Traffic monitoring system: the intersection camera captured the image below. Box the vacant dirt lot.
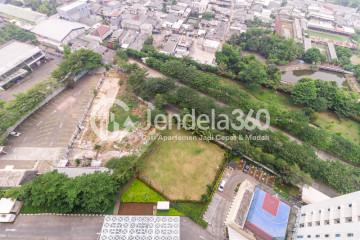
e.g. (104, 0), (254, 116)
(139, 129), (224, 201)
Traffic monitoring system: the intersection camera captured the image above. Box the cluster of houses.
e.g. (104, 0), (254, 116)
(275, 0), (360, 61)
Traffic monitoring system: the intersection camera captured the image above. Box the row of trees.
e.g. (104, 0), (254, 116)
(140, 53), (360, 165)
(124, 63), (360, 193)
(6, 172), (117, 213)
(0, 79), (60, 138)
(0, 23), (37, 45)
(291, 78), (359, 117)
(229, 28), (304, 65)
(4, 155), (140, 213)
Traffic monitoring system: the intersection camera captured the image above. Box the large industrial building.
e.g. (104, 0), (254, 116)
(0, 41), (46, 90)
(293, 191), (360, 239)
(57, 0), (90, 22)
(31, 19), (87, 50)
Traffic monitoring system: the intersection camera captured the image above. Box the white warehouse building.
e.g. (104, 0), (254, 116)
(57, 0), (90, 22)
(31, 19), (87, 50)
(0, 41), (46, 90)
(293, 191), (360, 239)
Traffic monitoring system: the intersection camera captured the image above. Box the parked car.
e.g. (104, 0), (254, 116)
(218, 180), (226, 192)
(9, 131), (21, 137)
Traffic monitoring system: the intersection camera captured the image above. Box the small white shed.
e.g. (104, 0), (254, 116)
(157, 201), (170, 210)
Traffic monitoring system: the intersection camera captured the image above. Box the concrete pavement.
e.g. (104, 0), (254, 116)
(0, 215), (104, 240)
(203, 168), (258, 239)
(180, 217), (216, 240)
(0, 215), (216, 240)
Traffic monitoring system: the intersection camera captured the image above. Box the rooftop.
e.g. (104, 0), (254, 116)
(31, 18), (87, 42)
(57, 0), (87, 12)
(0, 169), (26, 187)
(99, 215), (180, 240)
(0, 4), (46, 24)
(55, 167), (110, 178)
(0, 41), (42, 76)
(245, 187), (290, 240)
(0, 198), (15, 214)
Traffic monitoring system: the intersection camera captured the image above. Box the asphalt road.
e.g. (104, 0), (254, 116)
(0, 215), (214, 240)
(0, 74), (100, 172)
(180, 217), (216, 240)
(204, 168), (258, 239)
(0, 215), (104, 240)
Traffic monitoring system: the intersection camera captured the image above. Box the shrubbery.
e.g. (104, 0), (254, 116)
(0, 79), (60, 136)
(291, 78), (359, 118)
(0, 23), (37, 45)
(228, 28), (304, 64)
(52, 49), (102, 82)
(6, 172), (117, 213)
(123, 58), (360, 193)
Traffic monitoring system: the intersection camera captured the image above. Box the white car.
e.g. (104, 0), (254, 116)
(9, 131), (21, 137)
(218, 180), (226, 192)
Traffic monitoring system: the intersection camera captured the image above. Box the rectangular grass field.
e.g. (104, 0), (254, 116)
(139, 129), (224, 201)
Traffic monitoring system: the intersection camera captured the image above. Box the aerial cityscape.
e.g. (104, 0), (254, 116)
(0, 0), (359, 239)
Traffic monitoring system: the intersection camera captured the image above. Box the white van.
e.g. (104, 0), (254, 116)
(218, 180), (226, 192)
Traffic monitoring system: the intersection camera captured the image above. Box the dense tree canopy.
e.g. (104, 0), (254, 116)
(215, 44), (281, 88)
(237, 56), (269, 87)
(106, 155), (139, 184)
(291, 78), (318, 105)
(230, 28), (304, 64)
(303, 48), (326, 64)
(335, 46), (352, 67)
(52, 49), (102, 82)
(291, 78), (359, 117)
(6, 172), (117, 213)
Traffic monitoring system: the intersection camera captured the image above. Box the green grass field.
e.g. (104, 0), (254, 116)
(121, 179), (165, 202)
(220, 77), (360, 144)
(306, 30), (350, 43)
(314, 112), (360, 144)
(120, 179), (206, 226)
(139, 129), (224, 201)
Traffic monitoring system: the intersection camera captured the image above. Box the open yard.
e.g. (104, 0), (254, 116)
(351, 55), (360, 65)
(220, 77), (360, 144)
(314, 112), (360, 144)
(139, 129), (224, 201)
(306, 30), (351, 43)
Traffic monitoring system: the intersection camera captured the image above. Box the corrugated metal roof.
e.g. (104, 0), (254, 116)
(32, 19), (87, 42)
(0, 41), (42, 76)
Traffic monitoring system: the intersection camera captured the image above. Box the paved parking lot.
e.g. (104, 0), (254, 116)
(0, 215), (104, 240)
(0, 74), (101, 170)
(0, 56), (62, 101)
(203, 168), (258, 239)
